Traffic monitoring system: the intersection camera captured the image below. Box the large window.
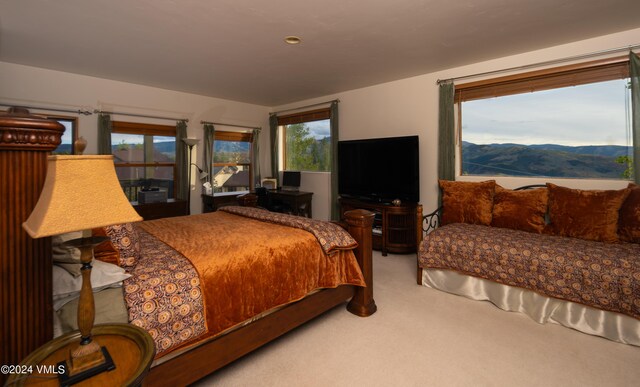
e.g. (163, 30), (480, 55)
(279, 108), (331, 172)
(457, 57), (633, 180)
(213, 131), (253, 193)
(111, 121), (176, 201)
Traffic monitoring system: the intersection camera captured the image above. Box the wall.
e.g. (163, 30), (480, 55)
(3, 26), (638, 219)
(273, 27), (640, 216)
(0, 62), (271, 214)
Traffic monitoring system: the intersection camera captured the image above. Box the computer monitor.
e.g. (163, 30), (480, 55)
(282, 171), (301, 190)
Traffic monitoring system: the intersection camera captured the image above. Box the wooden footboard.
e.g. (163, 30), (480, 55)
(144, 209), (375, 386)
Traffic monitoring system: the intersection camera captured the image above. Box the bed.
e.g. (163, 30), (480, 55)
(49, 204), (376, 385)
(416, 182), (640, 346)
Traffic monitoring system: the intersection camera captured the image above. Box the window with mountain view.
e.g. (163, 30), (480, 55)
(48, 115), (77, 155)
(279, 108), (331, 172)
(458, 58), (633, 180)
(110, 121), (176, 201)
(213, 131), (252, 193)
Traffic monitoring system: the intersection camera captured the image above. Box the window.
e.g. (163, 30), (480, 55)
(213, 131), (253, 193)
(279, 108), (331, 172)
(110, 121), (176, 201)
(457, 57), (633, 180)
(46, 114), (77, 155)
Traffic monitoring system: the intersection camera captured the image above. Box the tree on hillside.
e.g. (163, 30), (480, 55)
(285, 123), (330, 171)
(615, 155), (634, 179)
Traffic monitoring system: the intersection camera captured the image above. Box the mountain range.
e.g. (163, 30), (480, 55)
(462, 142), (631, 178)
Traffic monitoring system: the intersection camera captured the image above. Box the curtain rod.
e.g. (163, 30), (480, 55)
(271, 98), (339, 116)
(94, 109), (188, 122)
(0, 102), (93, 115)
(437, 43), (640, 85)
(200, 121), (261, 131)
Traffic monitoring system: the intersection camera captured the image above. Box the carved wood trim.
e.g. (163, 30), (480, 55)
(0, 107), (64, 384)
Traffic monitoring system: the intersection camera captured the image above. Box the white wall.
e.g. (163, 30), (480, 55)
(0, 62), (271, 214)
(4, 26), (638, 219)
(273, 27), (640, 216)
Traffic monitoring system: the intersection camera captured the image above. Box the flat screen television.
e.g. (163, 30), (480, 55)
(338, 135), (419, 203)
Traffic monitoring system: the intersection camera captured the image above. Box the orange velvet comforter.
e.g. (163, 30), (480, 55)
(137, 211), (365, 344)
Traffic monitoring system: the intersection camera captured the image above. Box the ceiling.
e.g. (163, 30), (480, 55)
(1, 0), (640, 107)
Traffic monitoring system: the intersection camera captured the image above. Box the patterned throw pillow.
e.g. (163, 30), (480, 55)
(491, 185), (548, 233)
(618, 183), (640, 243)
(439, 180), (496, 226)
(93, 223), (141, 268)
(547, 183), (630, 243)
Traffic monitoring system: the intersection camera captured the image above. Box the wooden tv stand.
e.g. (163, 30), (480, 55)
(339, 197), (420, 256)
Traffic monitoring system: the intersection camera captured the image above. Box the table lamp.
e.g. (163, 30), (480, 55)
(22, 155), (142, 384)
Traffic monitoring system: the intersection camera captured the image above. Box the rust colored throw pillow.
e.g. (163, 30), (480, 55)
(491, 185), (548, 233)
(546, 183), (630, 243)
(92, 223), (141, 268)
(618, 183), (640, 243)
(439, 180), (496, 226)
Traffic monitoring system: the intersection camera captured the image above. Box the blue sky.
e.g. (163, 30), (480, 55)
(462, 79), (631, 147)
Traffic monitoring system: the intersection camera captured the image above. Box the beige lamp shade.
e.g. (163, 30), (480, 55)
(23, 155), (143, 238)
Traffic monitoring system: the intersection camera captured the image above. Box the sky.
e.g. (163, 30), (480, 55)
(305, 119), (330, 139)
(462, 79), (632, 147)
(59, 121), (73, 144)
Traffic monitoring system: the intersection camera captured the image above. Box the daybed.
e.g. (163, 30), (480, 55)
(49, 204), (376, 386)
(417, 180), (640, 345)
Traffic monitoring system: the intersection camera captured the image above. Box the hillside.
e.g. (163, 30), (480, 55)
(461, 142), (630, 178)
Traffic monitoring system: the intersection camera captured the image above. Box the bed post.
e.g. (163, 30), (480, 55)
(344, 209), (376, 317)
(416, 204), (424, 286)
(0, 108), (64, 383)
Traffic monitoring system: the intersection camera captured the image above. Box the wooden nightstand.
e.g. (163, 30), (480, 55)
(7, 324), (155, 387)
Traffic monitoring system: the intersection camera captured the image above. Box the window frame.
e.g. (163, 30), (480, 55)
(38, 113), (78, 155)
(455, 56), (632, 180)
(278, 107), (331, 172)
(111, 121), (177, 200)
(213, 130), (254, 193)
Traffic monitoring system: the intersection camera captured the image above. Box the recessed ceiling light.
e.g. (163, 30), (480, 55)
(284, 36), (302, 45)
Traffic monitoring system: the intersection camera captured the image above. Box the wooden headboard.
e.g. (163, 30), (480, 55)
(0, 108), (64, 383)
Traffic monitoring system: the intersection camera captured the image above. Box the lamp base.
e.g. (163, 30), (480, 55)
(57, 346), (115, 386)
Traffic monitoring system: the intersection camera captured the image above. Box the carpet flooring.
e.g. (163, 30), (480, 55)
(195, 251), (640, 387)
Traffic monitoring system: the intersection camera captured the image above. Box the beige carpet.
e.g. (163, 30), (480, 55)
(194, 251), (640, 387)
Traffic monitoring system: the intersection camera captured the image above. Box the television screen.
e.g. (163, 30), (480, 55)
(338, 135), (419, 203)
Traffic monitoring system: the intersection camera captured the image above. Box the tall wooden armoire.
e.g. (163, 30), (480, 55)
(0, 108), (64, 384)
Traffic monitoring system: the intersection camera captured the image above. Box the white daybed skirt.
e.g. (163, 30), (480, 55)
(422, 268), (640, 346)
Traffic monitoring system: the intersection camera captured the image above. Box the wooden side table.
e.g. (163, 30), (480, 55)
(7, 324), (155, 387)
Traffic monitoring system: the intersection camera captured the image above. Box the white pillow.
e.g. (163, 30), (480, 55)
(52, 231), (84, 263)
(52, 260), (131, 310)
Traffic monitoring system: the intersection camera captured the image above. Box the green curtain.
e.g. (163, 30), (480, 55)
(175, 121), (188, 201)
(269, 113), (279, 185)
(97, 114), (112, 155)
(252, 128), (261, 189)
(438, 82), (455, 182)
(203, 124), (215, 187)
(330, 101), (340, 221)
(631, 51), (640, 184)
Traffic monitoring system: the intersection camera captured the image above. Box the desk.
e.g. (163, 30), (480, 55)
(132, 199), (188, 220)
(201, 192), (246, 213)
(268, 190), (313, 218)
